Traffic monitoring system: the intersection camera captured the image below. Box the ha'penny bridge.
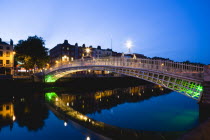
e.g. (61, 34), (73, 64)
(38, 57), (210, 104)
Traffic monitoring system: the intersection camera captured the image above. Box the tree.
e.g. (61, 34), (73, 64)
(15, 36), (49, 72)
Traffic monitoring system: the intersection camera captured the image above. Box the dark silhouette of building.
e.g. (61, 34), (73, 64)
(50, 40), (79, 65)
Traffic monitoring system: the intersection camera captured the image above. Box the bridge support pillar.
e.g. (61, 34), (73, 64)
(200, 65), (210, 103)
(198, 65), (210, 122)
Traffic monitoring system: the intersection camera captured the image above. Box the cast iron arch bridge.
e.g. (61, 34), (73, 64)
(43, 57), (205, 101)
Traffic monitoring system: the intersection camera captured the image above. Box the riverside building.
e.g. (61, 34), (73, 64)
(0, 38), (14, 75)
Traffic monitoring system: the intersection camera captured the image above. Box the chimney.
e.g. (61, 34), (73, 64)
(64, 40), (68, 44)
(10, 39), (13, 46)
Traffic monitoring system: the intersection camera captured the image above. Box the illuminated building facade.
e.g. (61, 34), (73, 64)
(50, 40), (79, 65)
(0, 38), (14, 75)
(49, 41), (113, 66)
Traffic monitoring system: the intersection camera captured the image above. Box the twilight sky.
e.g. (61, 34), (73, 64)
(0, 0), (209, 64)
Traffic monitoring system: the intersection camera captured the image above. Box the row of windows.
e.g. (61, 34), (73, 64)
(0, 46), (11, 50)
(0, 60), (10, 65)
(0, 51), (10, 57)
(0, 105), (10, 111)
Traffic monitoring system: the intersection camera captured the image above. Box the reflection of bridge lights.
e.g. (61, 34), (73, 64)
(71, 102), (74, 106)
(117, 95), (119, 98)
(64, 122), (67, 126)
(67, 102), (69, 106)
(86, 136), (90, 140)
(84, 116), (88, 121)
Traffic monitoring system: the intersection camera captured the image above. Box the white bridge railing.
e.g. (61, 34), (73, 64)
(45, 57), (204, 79)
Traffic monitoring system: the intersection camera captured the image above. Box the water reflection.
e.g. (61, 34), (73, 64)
(0, 84), (203, 140)
(0, 92), (49, 132)
(14, 94), (49, 131)
(45, 85), (183, 139)
(0, 101), (15, 131)
(46, 84), (171, 115)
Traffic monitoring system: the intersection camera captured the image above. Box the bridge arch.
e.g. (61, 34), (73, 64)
(44, 65), (203, 100)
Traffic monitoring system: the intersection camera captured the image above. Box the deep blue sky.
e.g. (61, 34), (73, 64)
(0, 0), (209, 64)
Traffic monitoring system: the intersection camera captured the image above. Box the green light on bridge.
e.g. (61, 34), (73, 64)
(45, 75), (57, 83)
(45, 92), (58, 101)
(196, 85), (203, 92)
(183, 85), (203, 99)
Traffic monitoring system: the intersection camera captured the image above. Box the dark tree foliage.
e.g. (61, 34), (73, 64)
(151, 56), (205, 66)
(151, 56), (172, 61)
(182, 60), (205, 66)
(15, 36), (49, 70)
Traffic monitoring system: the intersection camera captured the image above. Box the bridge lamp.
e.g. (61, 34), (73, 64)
(125, 40), (133, 54)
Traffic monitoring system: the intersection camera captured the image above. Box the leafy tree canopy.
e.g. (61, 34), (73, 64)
(15, 35), (49, 70)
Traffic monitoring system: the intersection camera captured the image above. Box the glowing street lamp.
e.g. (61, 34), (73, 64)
(85, 47), (91, 56)
(13, 116), (16, 121)
(125, 40), (133, 54)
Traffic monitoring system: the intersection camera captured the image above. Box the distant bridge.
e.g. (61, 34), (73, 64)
(41, 57), (210, 102)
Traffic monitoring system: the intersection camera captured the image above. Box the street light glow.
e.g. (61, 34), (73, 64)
(125, 40), (133, 49)
(86, 47), (91, 54)
(125, 40), (133, 53)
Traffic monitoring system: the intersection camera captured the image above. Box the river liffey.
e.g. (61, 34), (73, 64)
(0, 81), (200, 140)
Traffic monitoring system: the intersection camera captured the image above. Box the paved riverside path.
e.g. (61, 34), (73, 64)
(179, 118), (210, 140)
